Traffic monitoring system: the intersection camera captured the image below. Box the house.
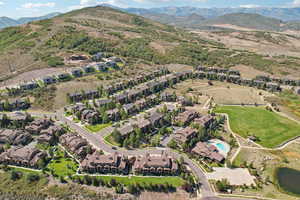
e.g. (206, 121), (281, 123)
(20, 82), (38, 90)
(85, 90), (99, 99)
(0, 129), (32, 146)
(130, 117), (152, 133)
(96, 62), (108, 72)
(196, 65), (206, 71)
(174, 127), (198, 144)
(160, 92), (175, 102)
(7, 112), (29, 123)
(106, 108), (121, 121)
(194, 71), (206, 79)
(123, 103), (136, 115)
(134, 99), (147, 110)
(42, 76), (57, 85)
(60, 133), (91, 160)
(71, 103), (87, 114)
(25, 118), (52, 134)
(95, 99), (113, 108)
(228, 69), (240, 76)
(38, 125), (65, 145)
(71, 68), (83, 77)
(178, 96), (193, 106)
(295, 87), (300, 95)
(81, 152), (128, 174)
(81, 110), (99, 124)
(105, 61), (118, 69)
(148, 111), (164, 127)
(69, 93), (84, 102)
(113, 93), (128, 104)
(175, 110), (199, 126)
(83, 65), (95, 73)
(133, 152), (178, 175)
(128, 90), (141, 101)
(193, 115), (215, 129)
(266, 82), (281, 92)
(0, 146), (47, 168)
(216, 73), (227, 81)
(92, 52), (104, 62)
(191, 142), (224, 163)
(57, 73), (71, 81)
(9, 99), (30, 110)
(227, 75), (241, 84)
(117, 124), (135, 137)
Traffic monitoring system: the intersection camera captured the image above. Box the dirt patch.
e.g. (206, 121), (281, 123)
(231, 65), (271, 79)
(138, 190), (190, 200)
(284, 151), (300, 159)
(165, 64), (193, 72)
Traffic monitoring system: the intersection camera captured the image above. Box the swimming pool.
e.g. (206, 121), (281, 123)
(208, 139), (231, 157)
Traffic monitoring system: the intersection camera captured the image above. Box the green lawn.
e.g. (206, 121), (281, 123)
(104, 133), (121, 147)
(214, 106), (300, 148)
(85, 123), (112, 133)
(77, 175), (185, 187)
(47, 149), (79, 177)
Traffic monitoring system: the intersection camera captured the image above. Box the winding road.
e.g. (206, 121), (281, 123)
(26, 110), (258, 200)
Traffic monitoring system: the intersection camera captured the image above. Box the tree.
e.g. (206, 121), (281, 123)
(10, 170), (22, 181)
(26, 173), (40, 182)
(111, 129), (122, 144)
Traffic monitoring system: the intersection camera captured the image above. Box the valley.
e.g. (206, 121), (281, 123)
(0, 4), (300, 200)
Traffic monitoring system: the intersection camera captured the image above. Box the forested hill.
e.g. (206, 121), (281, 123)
(0, 6), (299, 78)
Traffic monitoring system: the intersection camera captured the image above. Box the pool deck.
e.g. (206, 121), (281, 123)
(208, 139), (231, 157)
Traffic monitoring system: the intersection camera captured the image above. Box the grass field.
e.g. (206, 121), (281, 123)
(278, 90), (300, 118)
(214, 106), (300, 148)
(46, 148), (79, 177)
(77, 175), (185, 187)
(85, 123), (112, 133)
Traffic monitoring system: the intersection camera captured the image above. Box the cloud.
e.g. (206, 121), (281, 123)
(292, 0), (300, 7)
(0, 1), (4, 5)
(22, 2), (56, 9)
(239, 4), (260, 8)
(133, 0), (207, 3)
(68, 0), (128, 11)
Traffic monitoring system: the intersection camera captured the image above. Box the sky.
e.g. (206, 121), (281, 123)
(1, 0), (300, 18)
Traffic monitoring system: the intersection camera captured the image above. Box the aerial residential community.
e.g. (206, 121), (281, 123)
(0, 1), (300, 200)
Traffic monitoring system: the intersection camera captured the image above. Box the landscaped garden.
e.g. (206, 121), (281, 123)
(46, 148), (79, 177)
(85, 123), (112, 132)
(76, 175), (186, 187)
(214, 106), (300, 148)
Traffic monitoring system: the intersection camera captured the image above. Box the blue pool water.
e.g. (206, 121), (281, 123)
(215, 143), (228, 153)
(208, 139), (230, 156)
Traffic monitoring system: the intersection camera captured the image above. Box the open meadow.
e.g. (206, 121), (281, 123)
(214, 106), (300, 148)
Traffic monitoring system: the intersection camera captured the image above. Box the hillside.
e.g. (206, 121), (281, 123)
(1, 6), (300, 81)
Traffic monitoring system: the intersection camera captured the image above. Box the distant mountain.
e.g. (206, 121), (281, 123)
(143, 13), (205, 28)
(0, 17), (19, 29)
(125, 7), (300, 22)
(0, 12), (61, 29)
(200, 13), (284, 31)
(18, 12), (61, 24)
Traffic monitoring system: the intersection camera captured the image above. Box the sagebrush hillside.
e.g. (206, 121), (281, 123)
(1, 6), (300, 80)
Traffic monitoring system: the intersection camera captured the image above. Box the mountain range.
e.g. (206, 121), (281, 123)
(125, 7), (300, 21)
(0, 12), (61, 29)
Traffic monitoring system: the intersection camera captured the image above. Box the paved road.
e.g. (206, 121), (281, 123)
(27, 110), (256, 200)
